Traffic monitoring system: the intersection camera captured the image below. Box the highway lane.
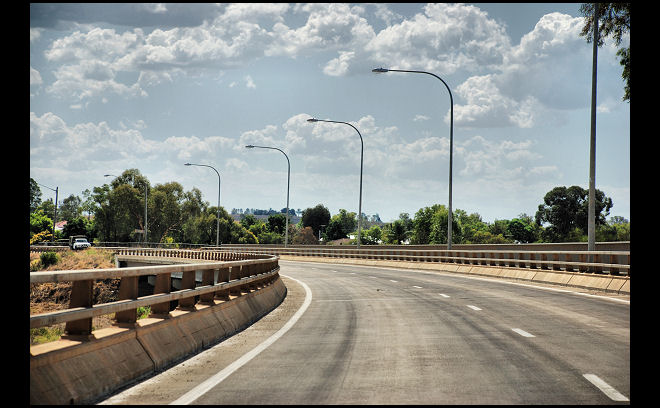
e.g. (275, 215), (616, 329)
(100, 260), (629, 405)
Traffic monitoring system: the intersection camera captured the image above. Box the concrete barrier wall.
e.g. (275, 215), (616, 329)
(30, 277), (287, 405)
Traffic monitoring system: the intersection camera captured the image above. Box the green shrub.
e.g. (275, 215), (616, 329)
(40, 251), (59, 268)
(137, 306), (151, 319)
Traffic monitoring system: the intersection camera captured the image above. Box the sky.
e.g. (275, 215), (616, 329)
(30, 3), (630, 224)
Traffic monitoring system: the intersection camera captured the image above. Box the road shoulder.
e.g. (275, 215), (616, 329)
(98, 275), (306, 405)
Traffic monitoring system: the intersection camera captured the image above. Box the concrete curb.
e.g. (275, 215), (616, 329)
(29, 277), (287, 405)
(279, 255), (629, 295)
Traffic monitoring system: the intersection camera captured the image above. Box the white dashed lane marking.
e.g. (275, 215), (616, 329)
(583, 374), (629, 401)
(512, 328), (535, 338)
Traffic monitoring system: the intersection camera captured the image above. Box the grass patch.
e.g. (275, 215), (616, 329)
(30, 326), (64, 345)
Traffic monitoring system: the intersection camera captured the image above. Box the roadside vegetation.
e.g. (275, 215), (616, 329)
(30, 171), (629, 249)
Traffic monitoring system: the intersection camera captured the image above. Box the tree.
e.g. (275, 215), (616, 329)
(30, 209), (52, 238)
(62, 216), (95, 239)
(80, 188), (97, 217)
(596, 216), (630, 242)
(361, 225), (382, 245)
(325, 209), (357, 241)
(58, 194), (82, 222)
(182, 208), (216, 244)
(489, 219), (510, 238)
(267, 213), (287, 235)
(535, 185), (613, 242)
(301, 204), (331, 238)
(30, 178), (42, 213)
(507, 215), (538, 243)
(382, 219), (409, 244)
(398, 213), (413, 232)
(470, 230), (510, 244)
(37, 199), (56, 222)
(112, 183), (146, 241)
(580, 3), (630, 101)
(410, 205), (439, 244)
(293, 226), (318, 245)
(240, 214), (258, 229)
(149, 182), (185, 243)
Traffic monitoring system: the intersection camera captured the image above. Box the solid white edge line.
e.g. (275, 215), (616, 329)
(583, 374), (629, 401)
(169, 274), (313, 405)
(467, 305), (482, 311)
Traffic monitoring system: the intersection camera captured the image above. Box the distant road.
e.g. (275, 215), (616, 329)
(101, 260), (629, 405)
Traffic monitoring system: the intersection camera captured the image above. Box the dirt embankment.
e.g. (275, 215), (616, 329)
(30, 249), (121, 337)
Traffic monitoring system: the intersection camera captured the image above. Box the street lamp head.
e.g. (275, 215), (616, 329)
(372, 67), (389, 73)
(307, 118), (318, 123)
(184, 163), (192, 166)
(103, 174), (113, 177)
(245, 145), (255, 149)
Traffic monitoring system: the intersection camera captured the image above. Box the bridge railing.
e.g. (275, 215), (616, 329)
(30, 244), (630, 276)
(210, 247), (630, 276)
(30, 250), (280, 335)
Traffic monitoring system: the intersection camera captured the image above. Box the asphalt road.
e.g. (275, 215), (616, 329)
(100, 260), (630, 405)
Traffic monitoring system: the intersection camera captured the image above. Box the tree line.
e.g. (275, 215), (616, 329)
(30, 169), (629, 246)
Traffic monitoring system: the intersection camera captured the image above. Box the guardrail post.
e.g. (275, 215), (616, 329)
(177, 269), (197, 310)
(552, 253), (561, 271)
(200, 268), (216, 304)
(540, 253), (548, 270)
(496, 252), (504, 267)
(578, 253), (588, 272)
(216, 267), (230, 300)
(529, 252), (537, 269)
(150, 273), (171, 316)
(65, 279), (93, 335)
(115, 276), (138, 323)
(609, 254), (620, 276)
(592, 253), (603, 274)
(243, 264), (255, 293)
(229, 266), (243, 297)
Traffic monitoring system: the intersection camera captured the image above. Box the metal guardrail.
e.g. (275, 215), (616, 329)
(30, 249), (280, 334)
(212, 246), (630, 276)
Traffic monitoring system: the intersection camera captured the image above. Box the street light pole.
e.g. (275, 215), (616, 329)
(184, 163), (221, 247)
(372, 67), (454, 249)
(245, 145), (291, 247)
(307, 118), (364, 249)
(588, 3), (599, 255)
(144, 184), (148, 244)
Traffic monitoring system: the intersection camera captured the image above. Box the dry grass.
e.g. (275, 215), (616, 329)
(30, 247), (116, 271)
(30, 248), (119, 345)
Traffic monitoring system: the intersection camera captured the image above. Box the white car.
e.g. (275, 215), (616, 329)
(71, 237), (91, 250)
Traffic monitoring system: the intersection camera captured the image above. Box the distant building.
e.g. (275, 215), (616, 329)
(54, 220), (67, 232)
